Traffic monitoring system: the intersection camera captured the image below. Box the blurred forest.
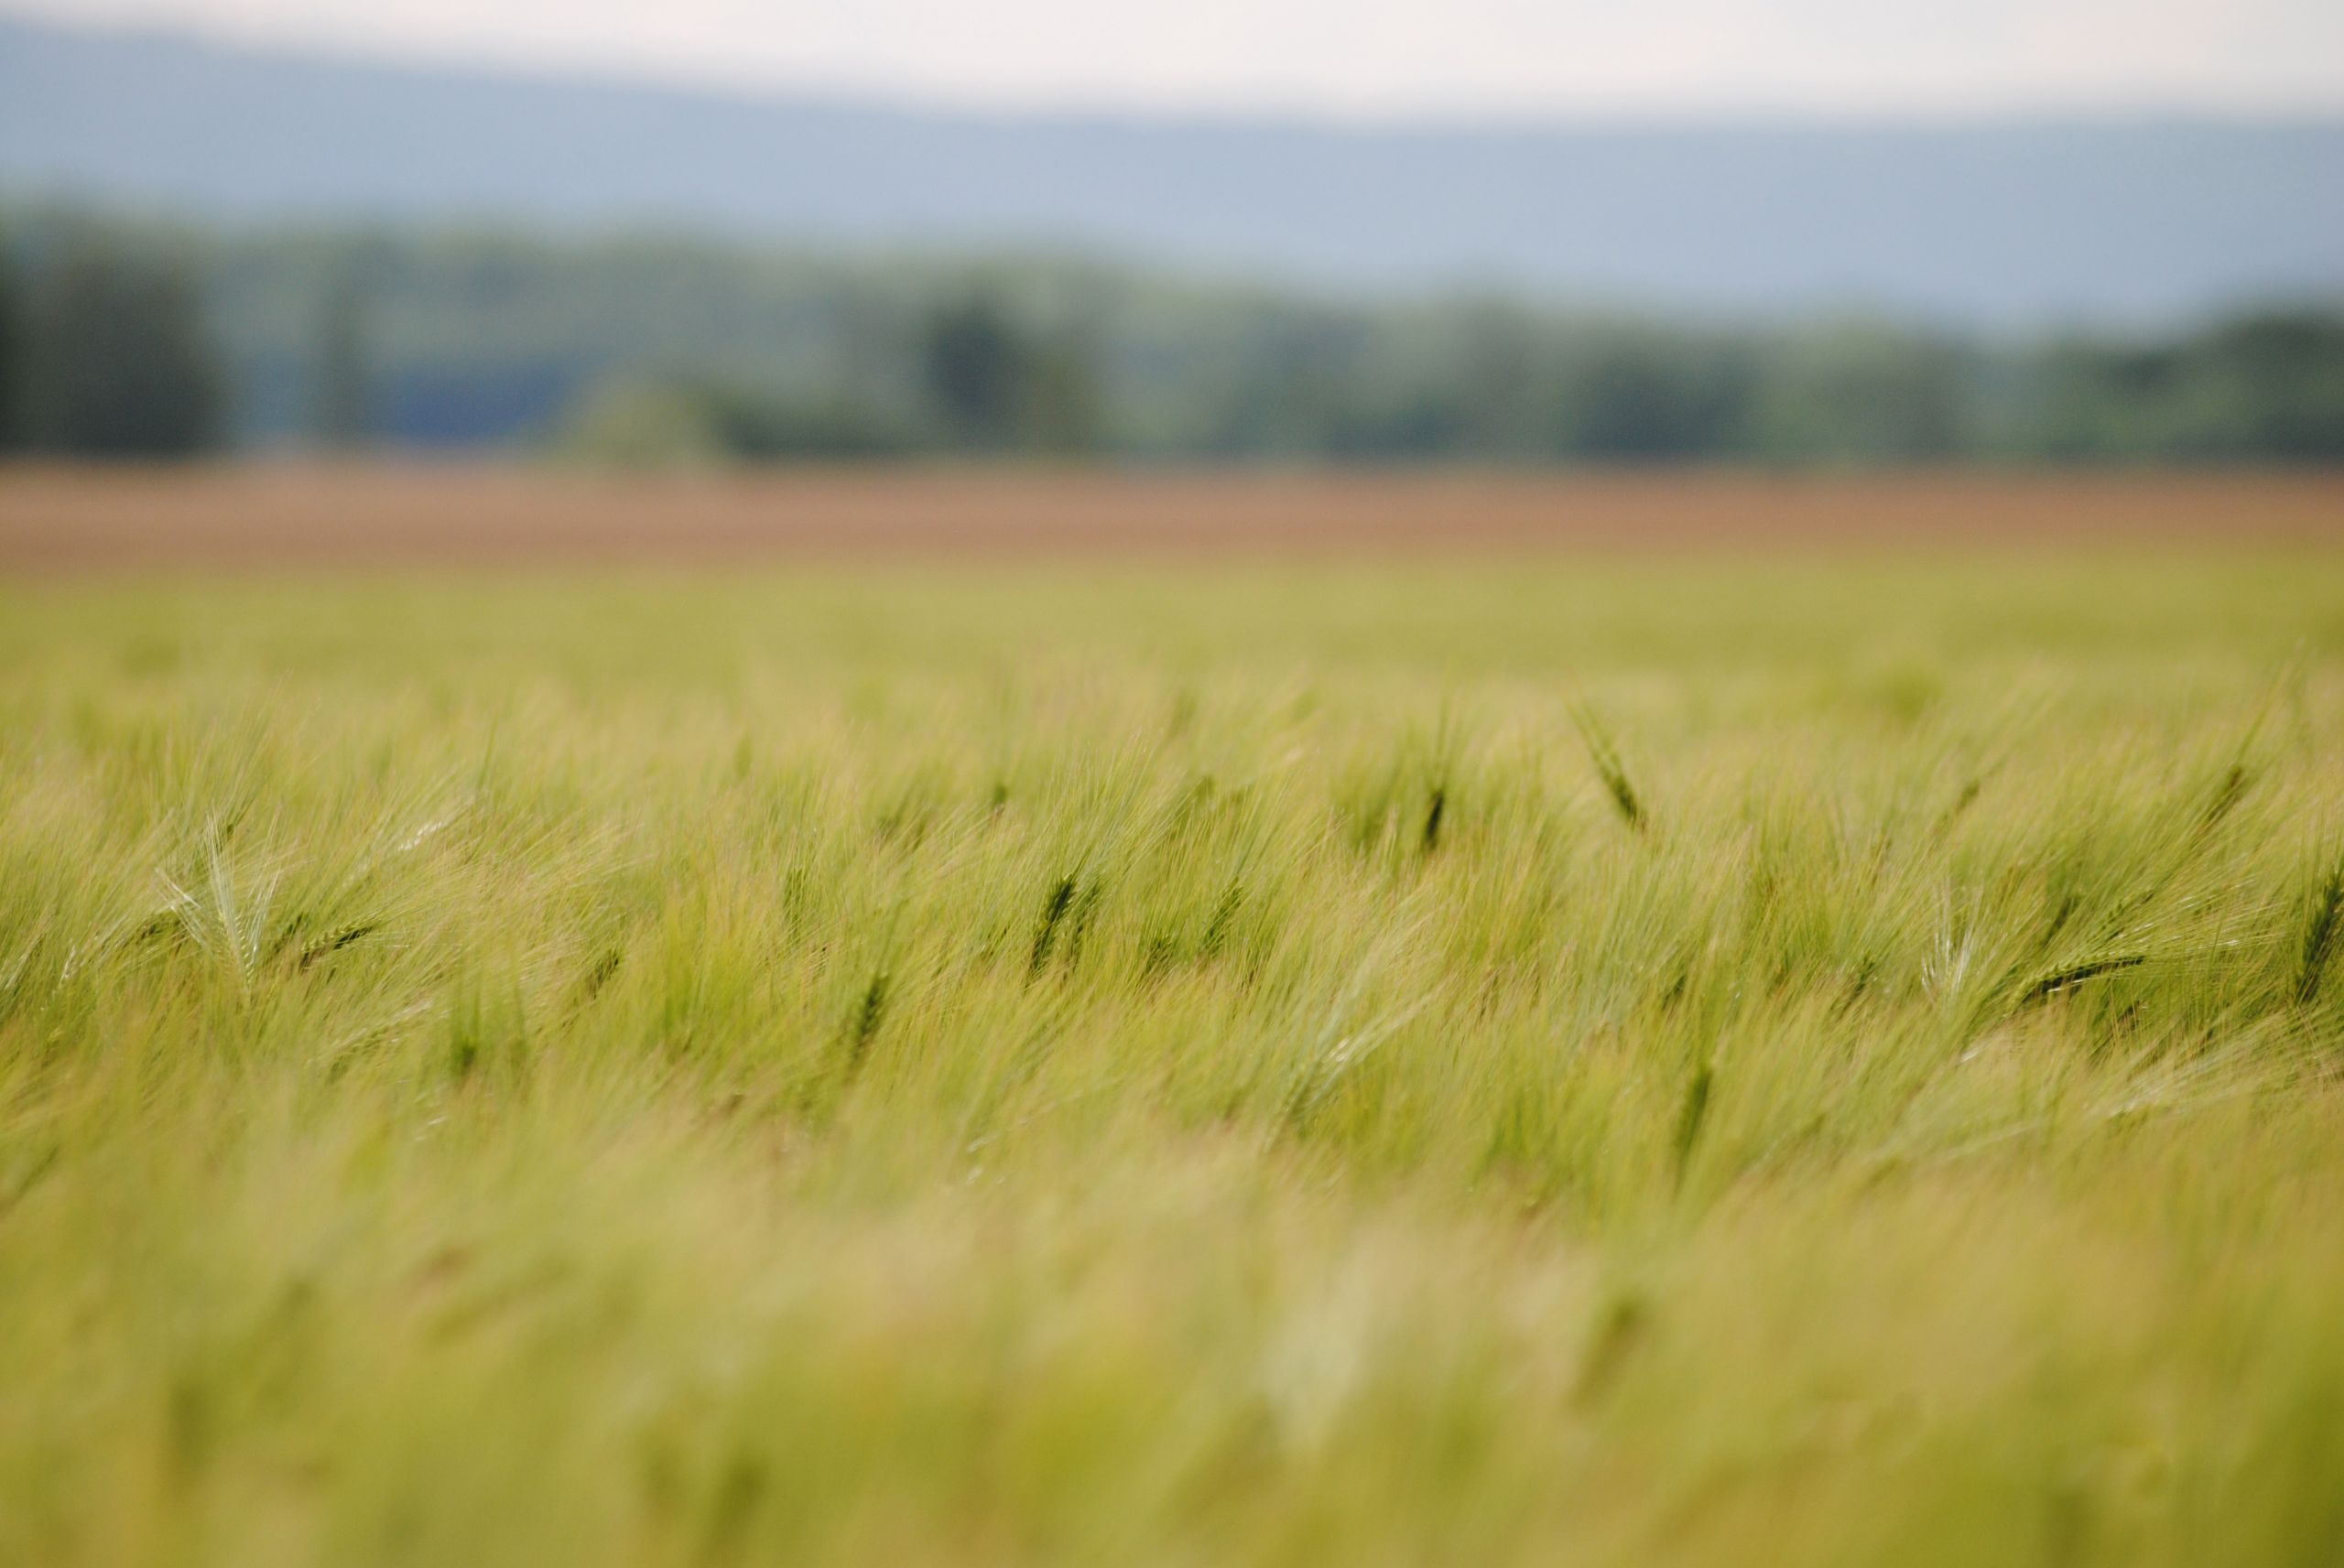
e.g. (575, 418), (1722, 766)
(2, 208), (2340, 464)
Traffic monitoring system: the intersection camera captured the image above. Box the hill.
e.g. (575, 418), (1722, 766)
(4, 15), (2340, 325)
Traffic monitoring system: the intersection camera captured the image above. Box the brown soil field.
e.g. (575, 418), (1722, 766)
(1, 465), (2339, 569)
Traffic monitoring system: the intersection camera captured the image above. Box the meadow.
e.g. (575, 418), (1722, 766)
(2, 498), (2342, 1565)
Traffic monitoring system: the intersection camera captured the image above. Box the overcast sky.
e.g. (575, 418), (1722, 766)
(8, 0), (2342, 117)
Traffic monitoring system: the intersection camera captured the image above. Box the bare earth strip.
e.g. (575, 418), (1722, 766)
(2, 465), (2340, 569)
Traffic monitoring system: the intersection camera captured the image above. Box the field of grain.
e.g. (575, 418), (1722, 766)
(3, 470), (2342, 1566)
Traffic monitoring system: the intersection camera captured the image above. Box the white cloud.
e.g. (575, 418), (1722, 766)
(8, 0), (2341, 114)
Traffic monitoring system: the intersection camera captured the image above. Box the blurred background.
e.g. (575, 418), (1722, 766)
(0, 0), (2339, 468)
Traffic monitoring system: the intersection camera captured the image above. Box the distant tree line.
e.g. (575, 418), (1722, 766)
(558, 303), (2344, 469)
(5, 211), (2341, 465)
(0, 227), (224, 456)
(554, 295), (1104, 465)
(0, 222), (385, 459)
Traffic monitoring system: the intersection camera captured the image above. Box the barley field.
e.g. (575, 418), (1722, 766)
(3, 478), (2343, 1566)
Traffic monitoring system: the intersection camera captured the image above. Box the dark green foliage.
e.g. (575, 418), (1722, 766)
(2019, 956), (2147, 1007)
(1570, 705), (1646, 833)
(5, 207), (2340, 464)
(1030, 876), (1079, 975)
(14, 235), (224, 457)
(689, 381), (921, 459)
(1750, 324), (1973, 462)
(309, 252), (374, 449)
(922, 296), (1028, 449)
(1019, 332), (1106, 455)
(1559, 332), (1758, 460)
(296, 921), (377, 969)
(2297, 858), (2344, 1007)
(1672, 1063), (1714, 1185)
(2200, 762), (2252, 834)
(2019, 312), (2344, 462)
(1573, 1291), (1653, 1404)
(2198, 314), (2344, 460)
(1420, 785), (1447, 853)
(917, 294), (1101, 454)
(581, 946), (624, 999)
(841, 970), (889, 1081)
(0, 235), (20, 450)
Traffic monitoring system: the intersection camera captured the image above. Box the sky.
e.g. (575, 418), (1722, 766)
(7, 0), (2342, 117)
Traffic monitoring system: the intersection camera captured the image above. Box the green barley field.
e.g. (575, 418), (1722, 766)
(4, 551), (2343, 1566)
